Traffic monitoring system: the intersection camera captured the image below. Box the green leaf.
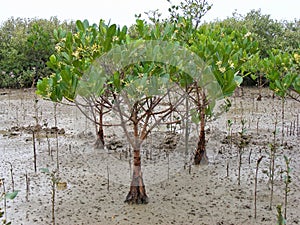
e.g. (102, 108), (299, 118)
(103, 24), (116, 52)
(53, 29), (58, 40)
(36, 78), (48, 93)
(250, 74), (258, 80)
(275, 80), (284, 91)
(83, 19), (90, 29)
(113, 72), (121, 90)
(65, 32), (73, 51)
(118, 26), (128, 42)
(61, 52), (71, 62)
(234, 75), (243, 86)
(293, 75), (300, 94)
(61, 69), (72, 83)
(40, 168), (50, 174)
(136, 19), (145, 35)
(76, 20), (85, 32)
(49, 55), (56, 64)
(5, 191), (19, 200)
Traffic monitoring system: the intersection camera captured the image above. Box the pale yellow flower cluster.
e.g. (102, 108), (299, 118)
(216, 60), (222, 66)
(72, 51), (79, 58)
(216, 59), (235, 73)
(136, 85), (143, 93)
(228, 59), (235, 69)
(294, 53), (300, 64)
(112, 36), (119, 42)
(216, 61), (226, 73)
(219, 67), (226, 73)
(244, 32), (252, 38)
(55, 44), (62, 52)
(91, 44), (100, 53)
(216, 60), (225, 73)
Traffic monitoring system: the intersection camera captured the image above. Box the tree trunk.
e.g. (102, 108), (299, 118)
(194, 121), (208, 165)
(94, 108), (104, 149)
(125, 147), (148, 204)
(194, 98), (208, 165)
(125, 105), (148, 204)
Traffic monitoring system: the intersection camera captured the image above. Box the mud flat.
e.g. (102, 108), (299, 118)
(0, 88), (299, 225)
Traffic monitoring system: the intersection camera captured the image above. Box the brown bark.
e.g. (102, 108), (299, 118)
(125, 109), (148, 204)
(94, 128), (104, 149)
(194, 110), (208, 165)
(194, 91), (208, 165)
(94, 107), (105, 149)
(125, 148), (148, 204)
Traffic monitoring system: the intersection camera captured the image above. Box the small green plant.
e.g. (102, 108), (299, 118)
(237, 119), (247, 186)
(269, 115), (279, 210)
(254, 155), (264, 219)
(227, 119), (233, 147)
(0, 178), (19, 225)
(282, 155), (292, 221)
(40, 168), (60, 225)
(269, 143), (277, 209)
(53, 103), (59, 172)
(276, 204), (286, 225)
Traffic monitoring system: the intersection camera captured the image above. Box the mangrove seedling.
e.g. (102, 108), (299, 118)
(0, 178), (19, 224)
(227, 119), (233, 147)
(237, 119), (247, 186)
(276, 204), (286, 225)
(31, 129), (37, 173)
(40, 168), (60, 225)
(25, 172), (30, 202)
(53, 103), (59, 172)
(5, 162), (14, 192)
(254, 155), (264, 219)
(269, 115), (278, 210)
(283, 155), (292, 221)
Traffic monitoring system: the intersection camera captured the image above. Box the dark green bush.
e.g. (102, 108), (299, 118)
(0, 17), (75, 88)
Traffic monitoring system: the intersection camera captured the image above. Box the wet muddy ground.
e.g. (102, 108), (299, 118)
(0, 88), (299, 225)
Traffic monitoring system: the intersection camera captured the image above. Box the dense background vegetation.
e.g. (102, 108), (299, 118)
(0, 10), (299, 89)
(0, 17), (75, 88)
